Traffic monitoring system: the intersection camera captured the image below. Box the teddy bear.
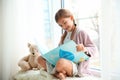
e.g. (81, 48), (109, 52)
(18, 43), (40, 71)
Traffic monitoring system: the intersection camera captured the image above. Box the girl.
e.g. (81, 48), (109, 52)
(37, 8), (97, 80)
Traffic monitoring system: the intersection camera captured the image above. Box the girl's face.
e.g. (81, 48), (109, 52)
(57, 16), (74, 32)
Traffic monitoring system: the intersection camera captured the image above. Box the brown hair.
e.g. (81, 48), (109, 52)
(55, 8), (73, 22)
(55, 8), (76, 26)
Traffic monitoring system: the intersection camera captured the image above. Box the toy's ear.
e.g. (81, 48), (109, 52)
(28, 43), (31, 47)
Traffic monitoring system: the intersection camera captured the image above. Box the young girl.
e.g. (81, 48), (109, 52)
(37, 8), (97, 80)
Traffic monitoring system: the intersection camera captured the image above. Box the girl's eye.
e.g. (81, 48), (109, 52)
(63, 21), (67, 24)
(59, 25), (62, 27)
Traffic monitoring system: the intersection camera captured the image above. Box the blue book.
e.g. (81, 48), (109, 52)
(37, 40), (89, 66)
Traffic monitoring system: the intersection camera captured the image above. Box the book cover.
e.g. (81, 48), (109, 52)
(37, 40), (89, 66)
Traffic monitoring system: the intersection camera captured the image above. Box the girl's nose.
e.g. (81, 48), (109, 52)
(62, 25), (67, 29)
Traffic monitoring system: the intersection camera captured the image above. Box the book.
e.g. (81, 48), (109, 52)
(37, 40), (89, 66)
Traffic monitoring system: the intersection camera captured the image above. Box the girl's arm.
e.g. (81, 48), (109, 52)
(77, 30), (98, 57)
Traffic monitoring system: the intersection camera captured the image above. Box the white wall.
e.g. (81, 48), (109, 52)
(101, 0), (120, 80)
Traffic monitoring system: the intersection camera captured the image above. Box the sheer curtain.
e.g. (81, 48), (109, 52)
(100, 0), (120, 80)
(1, 0), (61, 80)
(1, 0), (46, 80)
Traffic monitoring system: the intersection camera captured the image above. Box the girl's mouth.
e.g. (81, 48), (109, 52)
(65, 26), (69, 31)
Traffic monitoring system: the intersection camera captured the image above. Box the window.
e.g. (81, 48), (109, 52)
(62, 0), (101, 74)
(34, 0), (62, 51)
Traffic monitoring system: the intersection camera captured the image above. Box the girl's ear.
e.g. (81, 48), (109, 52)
(70, 15), (74, 20)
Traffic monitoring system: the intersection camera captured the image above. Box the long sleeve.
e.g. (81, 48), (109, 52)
(73, 28), (98, 57)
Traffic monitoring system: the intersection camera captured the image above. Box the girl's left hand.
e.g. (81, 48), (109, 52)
(76, 44), (91, 57)
(76, 44), (86, 52)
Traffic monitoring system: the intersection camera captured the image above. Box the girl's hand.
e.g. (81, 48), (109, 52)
(76, 44), (91, 57)
(76, 44), (86, 52)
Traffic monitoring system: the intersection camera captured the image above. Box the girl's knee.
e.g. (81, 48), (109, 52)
(56, 58), (67, 68)
(57, 58), (72, 66)
(56, 58), (72, 73)
(57, 58), (68, 64)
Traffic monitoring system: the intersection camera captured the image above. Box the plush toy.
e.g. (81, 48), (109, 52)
(18, 43), (40, 71)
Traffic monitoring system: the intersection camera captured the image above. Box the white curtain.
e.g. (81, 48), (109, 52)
(1, 0), (46, 80)
(100, 0), (120, 80)
(1, 0), (61, 80)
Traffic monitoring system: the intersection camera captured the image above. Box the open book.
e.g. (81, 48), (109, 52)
(37, 40), (89, 66)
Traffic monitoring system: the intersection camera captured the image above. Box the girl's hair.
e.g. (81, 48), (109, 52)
(55, 8), (73, 22)
(55, 8), (76, 26)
